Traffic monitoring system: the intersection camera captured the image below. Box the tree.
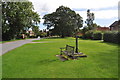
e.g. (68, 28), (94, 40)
(32, 25), (40, 37)
(92, 23), (101, 29)
(37, 30), (47, 37)
(81, 26), (89, 34)
(43, 6), (83, 37)
(85, 9), (94, 30)
(2, 1), (40, 40)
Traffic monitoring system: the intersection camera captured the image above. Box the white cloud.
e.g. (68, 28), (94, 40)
(30, 0), (119, 12)
(30, 0), (118, 17)
(94, 10), (118, 19)
(29, 0), (119, 27)
(40, 16), (44, 23)
(77, 10), (118, 20)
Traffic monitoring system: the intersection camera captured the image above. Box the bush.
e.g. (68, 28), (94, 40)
(29, 36), (37, 38)
(93, 31), (102, 40)
(118, 31), (120, 44)
(40, 32), (47, 37)
(103, 31), (119, 44)
(82, 30), (93, 39)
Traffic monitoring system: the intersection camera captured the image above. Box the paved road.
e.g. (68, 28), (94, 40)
(0, 38), (39, 55)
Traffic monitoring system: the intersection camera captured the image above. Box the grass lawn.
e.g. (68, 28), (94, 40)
(2, 37), (118, 78)
(0, 56), (2, 79)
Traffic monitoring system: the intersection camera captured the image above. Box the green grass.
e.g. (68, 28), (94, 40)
(2, 37), (118, 78)
(0, 56), (2, 79)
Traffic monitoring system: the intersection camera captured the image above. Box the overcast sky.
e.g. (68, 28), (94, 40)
(29, 0), (119, 30)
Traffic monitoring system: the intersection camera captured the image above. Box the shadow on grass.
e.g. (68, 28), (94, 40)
(47, 37), (62, 39)
(37, 59), (59, 65)
(79, 38), (92, 40)
(47, 37), (75, 40)
(80, 38), (119, 46)
(99, 41), (119, 46)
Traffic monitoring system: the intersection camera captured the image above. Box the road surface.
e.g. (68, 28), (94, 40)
(0, 38), (39, 55)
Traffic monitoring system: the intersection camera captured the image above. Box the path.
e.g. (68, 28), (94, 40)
(0, 38), (39, 55)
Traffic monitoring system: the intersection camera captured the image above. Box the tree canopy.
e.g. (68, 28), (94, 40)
(2, 1), (40, 40)
(85, 9), (95, 30)
(43, 6), (83, 37)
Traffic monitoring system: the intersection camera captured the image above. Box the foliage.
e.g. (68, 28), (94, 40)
(85, 9), (95, 30)
(43, 6), (83, 37)
(32, 25), (40, 36)
(29, 36), (37, 38)
(93, 31), (102, 40)
(82, 30), (103, 40)
(82, 30), (94, 39)
(40, 32), (47, 37)
(81, 26), (89, 35)
(103, 31), (119, 44)
(37, 30), (47, 37)
(2, 38), (118, 78)
(92, 23), (101, 29)
(2, 1), (40, 41)
(81, 23), (100, 35)
(118, 31), (120, 44)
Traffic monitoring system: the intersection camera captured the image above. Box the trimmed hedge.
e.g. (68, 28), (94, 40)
(82, 31), (93, 39)
(103, 31), (119, 44)
(82, 30), (120, 44)
(93, 31), (102, 40)
(82, 30), (102, 40)
(118, 31), (120, 44)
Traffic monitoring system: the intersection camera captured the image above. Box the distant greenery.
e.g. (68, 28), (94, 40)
(2, 1), (40, 41)
(82, 9), (101, 34)
(82, 30), (94, 39)
(85, 9), (95, 30)
(82, 30), (120, 44)
(2, 37), (118, 78)
(93, 31), (102, 40)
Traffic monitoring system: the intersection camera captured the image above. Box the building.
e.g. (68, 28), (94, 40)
(96, 27), (110, 31)
(109, 20), (120, 31)
(26, 30), (35, 36)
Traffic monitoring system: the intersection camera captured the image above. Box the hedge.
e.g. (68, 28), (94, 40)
(103, 31), (119, 44)
(82, 30), (102, 40)
(93, 31), (102, 40)
(82, 31), (93, 39)
(82, 30), (120, 44)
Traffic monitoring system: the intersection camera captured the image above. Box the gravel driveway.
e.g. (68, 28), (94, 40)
(0, 38), (39, 55)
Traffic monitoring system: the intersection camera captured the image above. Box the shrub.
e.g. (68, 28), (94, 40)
(118, 31), (120, 44)
(82, 30), (93, 39)
(40, 32), (47, 37)
(29, 36), (37, 38)
(93, 31), (102, 40)
(103, 31), (119, 44)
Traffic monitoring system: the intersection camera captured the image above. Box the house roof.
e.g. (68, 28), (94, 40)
(109, 20), (120, 27)
(96, 27), (110, 31)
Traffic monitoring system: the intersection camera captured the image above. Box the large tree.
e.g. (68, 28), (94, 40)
(43, 6), (83, 37)
(2, 1), (40, 40)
